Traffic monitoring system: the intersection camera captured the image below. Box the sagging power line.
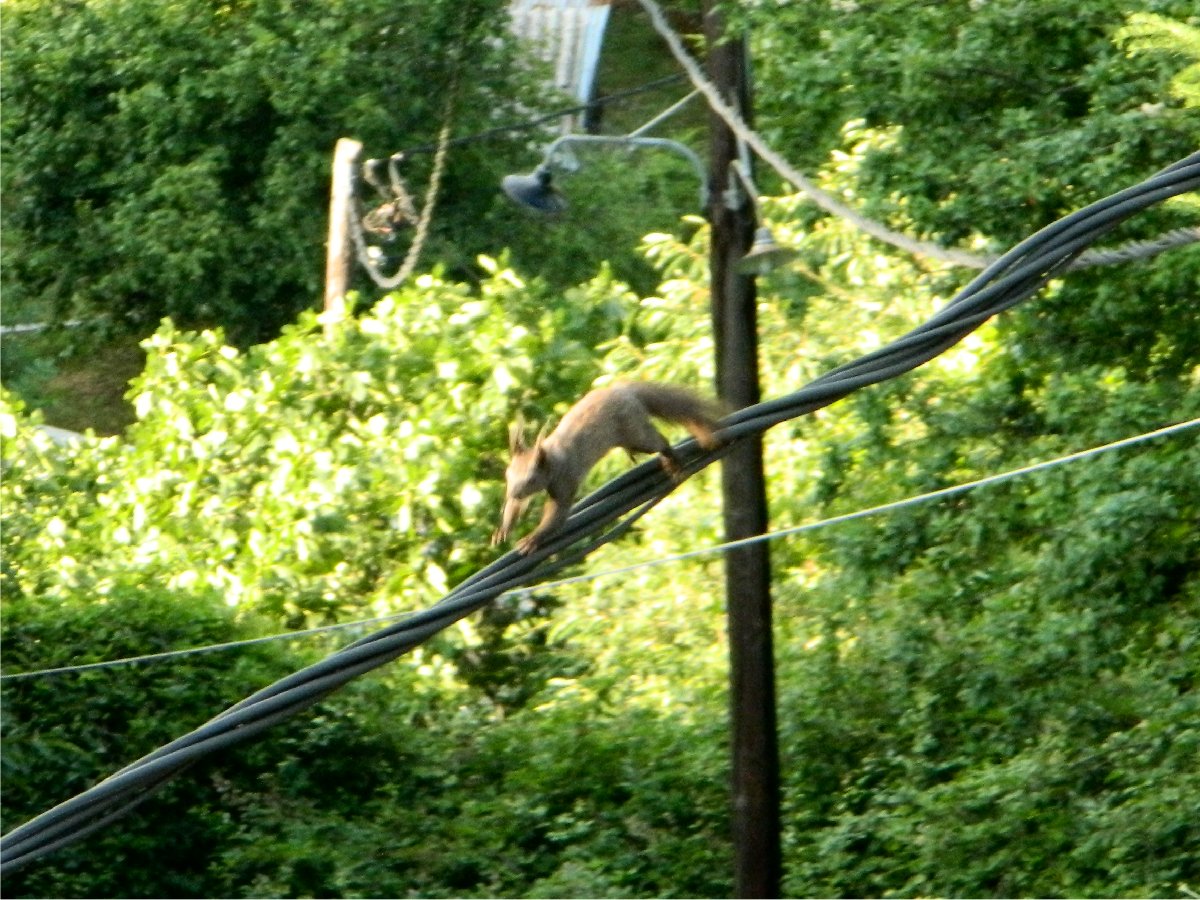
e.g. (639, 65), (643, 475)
(3, 150), (1196, 875)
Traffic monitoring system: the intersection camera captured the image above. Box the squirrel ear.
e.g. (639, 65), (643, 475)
(509, 416), (527, 453)
(533, 419), (553, 455)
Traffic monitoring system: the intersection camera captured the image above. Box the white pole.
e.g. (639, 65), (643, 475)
(324, 138), (363, 334)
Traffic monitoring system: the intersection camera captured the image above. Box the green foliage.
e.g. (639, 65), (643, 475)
(0, 577), (319, 898)
(0, 0), (708, 348)
(4, 2), (1200, 897)
(718, 4), (1200, 892)
(771, 376), (1200, 897)
(2, 261), (730, 897)
(1116, 12), (1200, 107)
(738, 0), (1200, 247)
(0, 0), (544, 343)
(1, 262), (638, 630)
(209, 702), (731, 898)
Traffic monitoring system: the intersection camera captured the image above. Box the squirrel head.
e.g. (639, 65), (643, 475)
(492, 417), (551, 545)
(503, 427), (551, 500)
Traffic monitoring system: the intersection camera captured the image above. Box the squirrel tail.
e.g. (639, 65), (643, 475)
(626, 382), (725, 449)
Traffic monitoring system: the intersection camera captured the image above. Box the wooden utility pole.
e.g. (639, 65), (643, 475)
(703, 7), (782, 897)
(324, 137), (363, 334)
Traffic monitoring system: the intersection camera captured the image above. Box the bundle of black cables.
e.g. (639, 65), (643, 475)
(2, 150), (1197, 876)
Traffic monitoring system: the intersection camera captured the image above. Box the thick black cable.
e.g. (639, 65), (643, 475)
(1, 152), (1197, 875)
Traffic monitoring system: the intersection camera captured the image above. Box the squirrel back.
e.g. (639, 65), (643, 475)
(493, 382), (724, 554)
(614, 382), (724, 449)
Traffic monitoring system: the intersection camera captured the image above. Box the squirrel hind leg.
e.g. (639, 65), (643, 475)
(621, 421), (672, 456)
(685, 419), (722, 450)
(619, 422), (684, 481)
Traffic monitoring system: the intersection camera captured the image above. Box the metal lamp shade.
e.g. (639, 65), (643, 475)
(737, 225), (798, 275)
(501, 167), (568, 215)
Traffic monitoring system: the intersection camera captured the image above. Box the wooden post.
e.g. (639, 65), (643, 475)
(324, 138), (362, 334)
(703, 8), (783, 898)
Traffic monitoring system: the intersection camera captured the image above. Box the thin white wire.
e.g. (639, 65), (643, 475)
(0, 617), (407, 682)
(556, 416), (1200, 587)
(0, 320), (86, 336)
(633, 0), (1200, 271)
(3, 416), (1194, 681)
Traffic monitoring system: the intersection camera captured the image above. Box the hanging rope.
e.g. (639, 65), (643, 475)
(633, 0), (1199, 271)
(352, 112), (454, 290)
(352, 23), (466, 292)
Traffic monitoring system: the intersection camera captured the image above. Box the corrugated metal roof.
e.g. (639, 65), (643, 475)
(509, 0), (612, 106)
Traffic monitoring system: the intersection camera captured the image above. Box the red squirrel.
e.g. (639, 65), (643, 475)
(492, 382), (725, 554)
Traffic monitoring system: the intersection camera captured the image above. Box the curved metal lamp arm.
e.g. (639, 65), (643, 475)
(540, 134), (710, 208)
